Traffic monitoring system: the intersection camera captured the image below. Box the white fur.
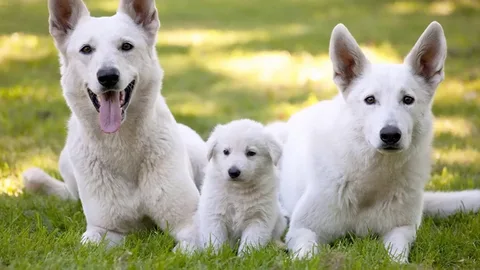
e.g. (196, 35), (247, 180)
(265, 121), (289, 145)
(22, 0), (202, 253)
(198, 119), (286, 255)
(279, 22), (480, 263)
(177, 123), (208, 191)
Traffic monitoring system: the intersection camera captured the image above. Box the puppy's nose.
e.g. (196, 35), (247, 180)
(228, 166), (241, 179)
(97, 67), (120, 88)
(380, 125), (402, 145)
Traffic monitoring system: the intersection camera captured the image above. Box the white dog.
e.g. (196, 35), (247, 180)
(197, 119), (287, 255)
(22, 0), (202, 252)
(279, 21), (480, 263)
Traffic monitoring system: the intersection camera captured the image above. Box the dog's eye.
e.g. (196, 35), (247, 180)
(223, 149), (230, 156)
(80, 45), (93, 55)
(246, 151), (256, 157)
(402, 95), (415, 105)
(364, 96), (376, 105)
(120, 42), (134, 52)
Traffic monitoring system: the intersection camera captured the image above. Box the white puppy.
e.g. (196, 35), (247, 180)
(198, 119), (287, 255)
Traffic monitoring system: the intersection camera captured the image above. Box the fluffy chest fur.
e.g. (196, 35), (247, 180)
(199, 176), (278, 240)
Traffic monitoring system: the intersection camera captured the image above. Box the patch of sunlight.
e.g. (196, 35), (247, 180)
(1, 151), (59, 197)
(434, 79), (467, 103)
(386, 1), (421, 15)
(429, 1), (455, 15)
(204, 51), (334, 91)
(0, 33), (54, 64)
(270, 92), (321, 120)
(203, 44), (400, 91)
(426, 167), (458, 190)
(434, 148), (480, 166)
(0, 177), (23, 197)
(434, 117), (475, 138)
(170, 100), (219, 117)
(387, 0), (473, 16)
(158, 28), (269, 49)
(0, 84), (63, 102)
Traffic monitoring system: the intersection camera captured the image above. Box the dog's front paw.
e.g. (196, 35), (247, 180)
(81, 230), (104, 245)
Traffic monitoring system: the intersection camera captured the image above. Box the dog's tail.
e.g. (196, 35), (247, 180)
(423, 190), (480, 217)
(22, 167), (77, 200)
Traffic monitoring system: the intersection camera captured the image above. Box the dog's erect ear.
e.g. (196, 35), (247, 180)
(48, 0), (89, 47)
(404, 21), (447, 89)
(264, 132), (283, 166)
(329, 23), (370, 95)
(206, 125), (223, 161)
(118, 0), (160, 45)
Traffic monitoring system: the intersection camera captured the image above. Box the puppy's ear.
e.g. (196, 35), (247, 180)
(206, 124), (223, 161)
(264, 132), (283, 166)
(48, 0), (89, 48)
(404, 21), (447, 92)
(329, 23), (370, 96)
(118, 0), (160, 45)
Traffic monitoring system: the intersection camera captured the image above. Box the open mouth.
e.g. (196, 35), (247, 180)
(87, 80), (135, 133)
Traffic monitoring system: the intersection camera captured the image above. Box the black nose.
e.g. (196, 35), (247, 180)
(380, 125), (402, 145)
(97, 67), (120, 88)
(228, 166), (241, 179)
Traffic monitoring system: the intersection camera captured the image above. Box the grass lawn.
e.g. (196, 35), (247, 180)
(1, 0), (480, 268)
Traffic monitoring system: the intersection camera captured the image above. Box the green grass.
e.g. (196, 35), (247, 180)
(1, 0), (480, 268)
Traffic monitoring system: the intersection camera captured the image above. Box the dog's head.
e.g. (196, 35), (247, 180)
(205, 119), (282, 183)
(329, 22), (447, 153)
(48, 0), (162, 134)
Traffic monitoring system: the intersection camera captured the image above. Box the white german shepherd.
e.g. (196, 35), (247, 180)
(279, 22), (480, 263)
(22, 0), (204, 252)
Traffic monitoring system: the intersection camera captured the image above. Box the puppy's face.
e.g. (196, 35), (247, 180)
(206, 120), (282, 183)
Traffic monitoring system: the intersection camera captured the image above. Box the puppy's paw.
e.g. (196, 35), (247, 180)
(274, 239), (287, 250)
(173, 240), (197, 255)
(22, 167), (49, 193)
(291, 244), (317, 260)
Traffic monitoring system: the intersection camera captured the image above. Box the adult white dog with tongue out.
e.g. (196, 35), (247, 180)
(21, 0), (203, 253)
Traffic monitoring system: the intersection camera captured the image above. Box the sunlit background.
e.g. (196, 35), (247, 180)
(0, 0), (479, 196)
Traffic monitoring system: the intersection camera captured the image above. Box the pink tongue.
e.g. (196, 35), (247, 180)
(98, 92), (122, 133)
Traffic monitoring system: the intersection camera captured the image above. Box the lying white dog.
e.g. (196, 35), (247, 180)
(279, 21), (480, 263)
(22, 0), (202, 252)
(198, 119), (287, 255)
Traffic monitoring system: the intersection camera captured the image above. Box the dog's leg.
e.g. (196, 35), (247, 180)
(382, 225), (416, 264)
(22, 149), (78, 200)
(272, 213), (287, 249)
(81, 225), (125, 248)
(199, 216), (228, 253)
(238, 221), (272, 256)
(285, 191), (329, 260)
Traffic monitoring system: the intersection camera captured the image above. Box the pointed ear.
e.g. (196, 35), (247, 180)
(329, 23), (370, 95)
(48, 0), (89, 47)
(206, 124), (223, 161)
(404, 21), (447, 88)
(118, 0), (160, 45)
(264, 132), (282, 166)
